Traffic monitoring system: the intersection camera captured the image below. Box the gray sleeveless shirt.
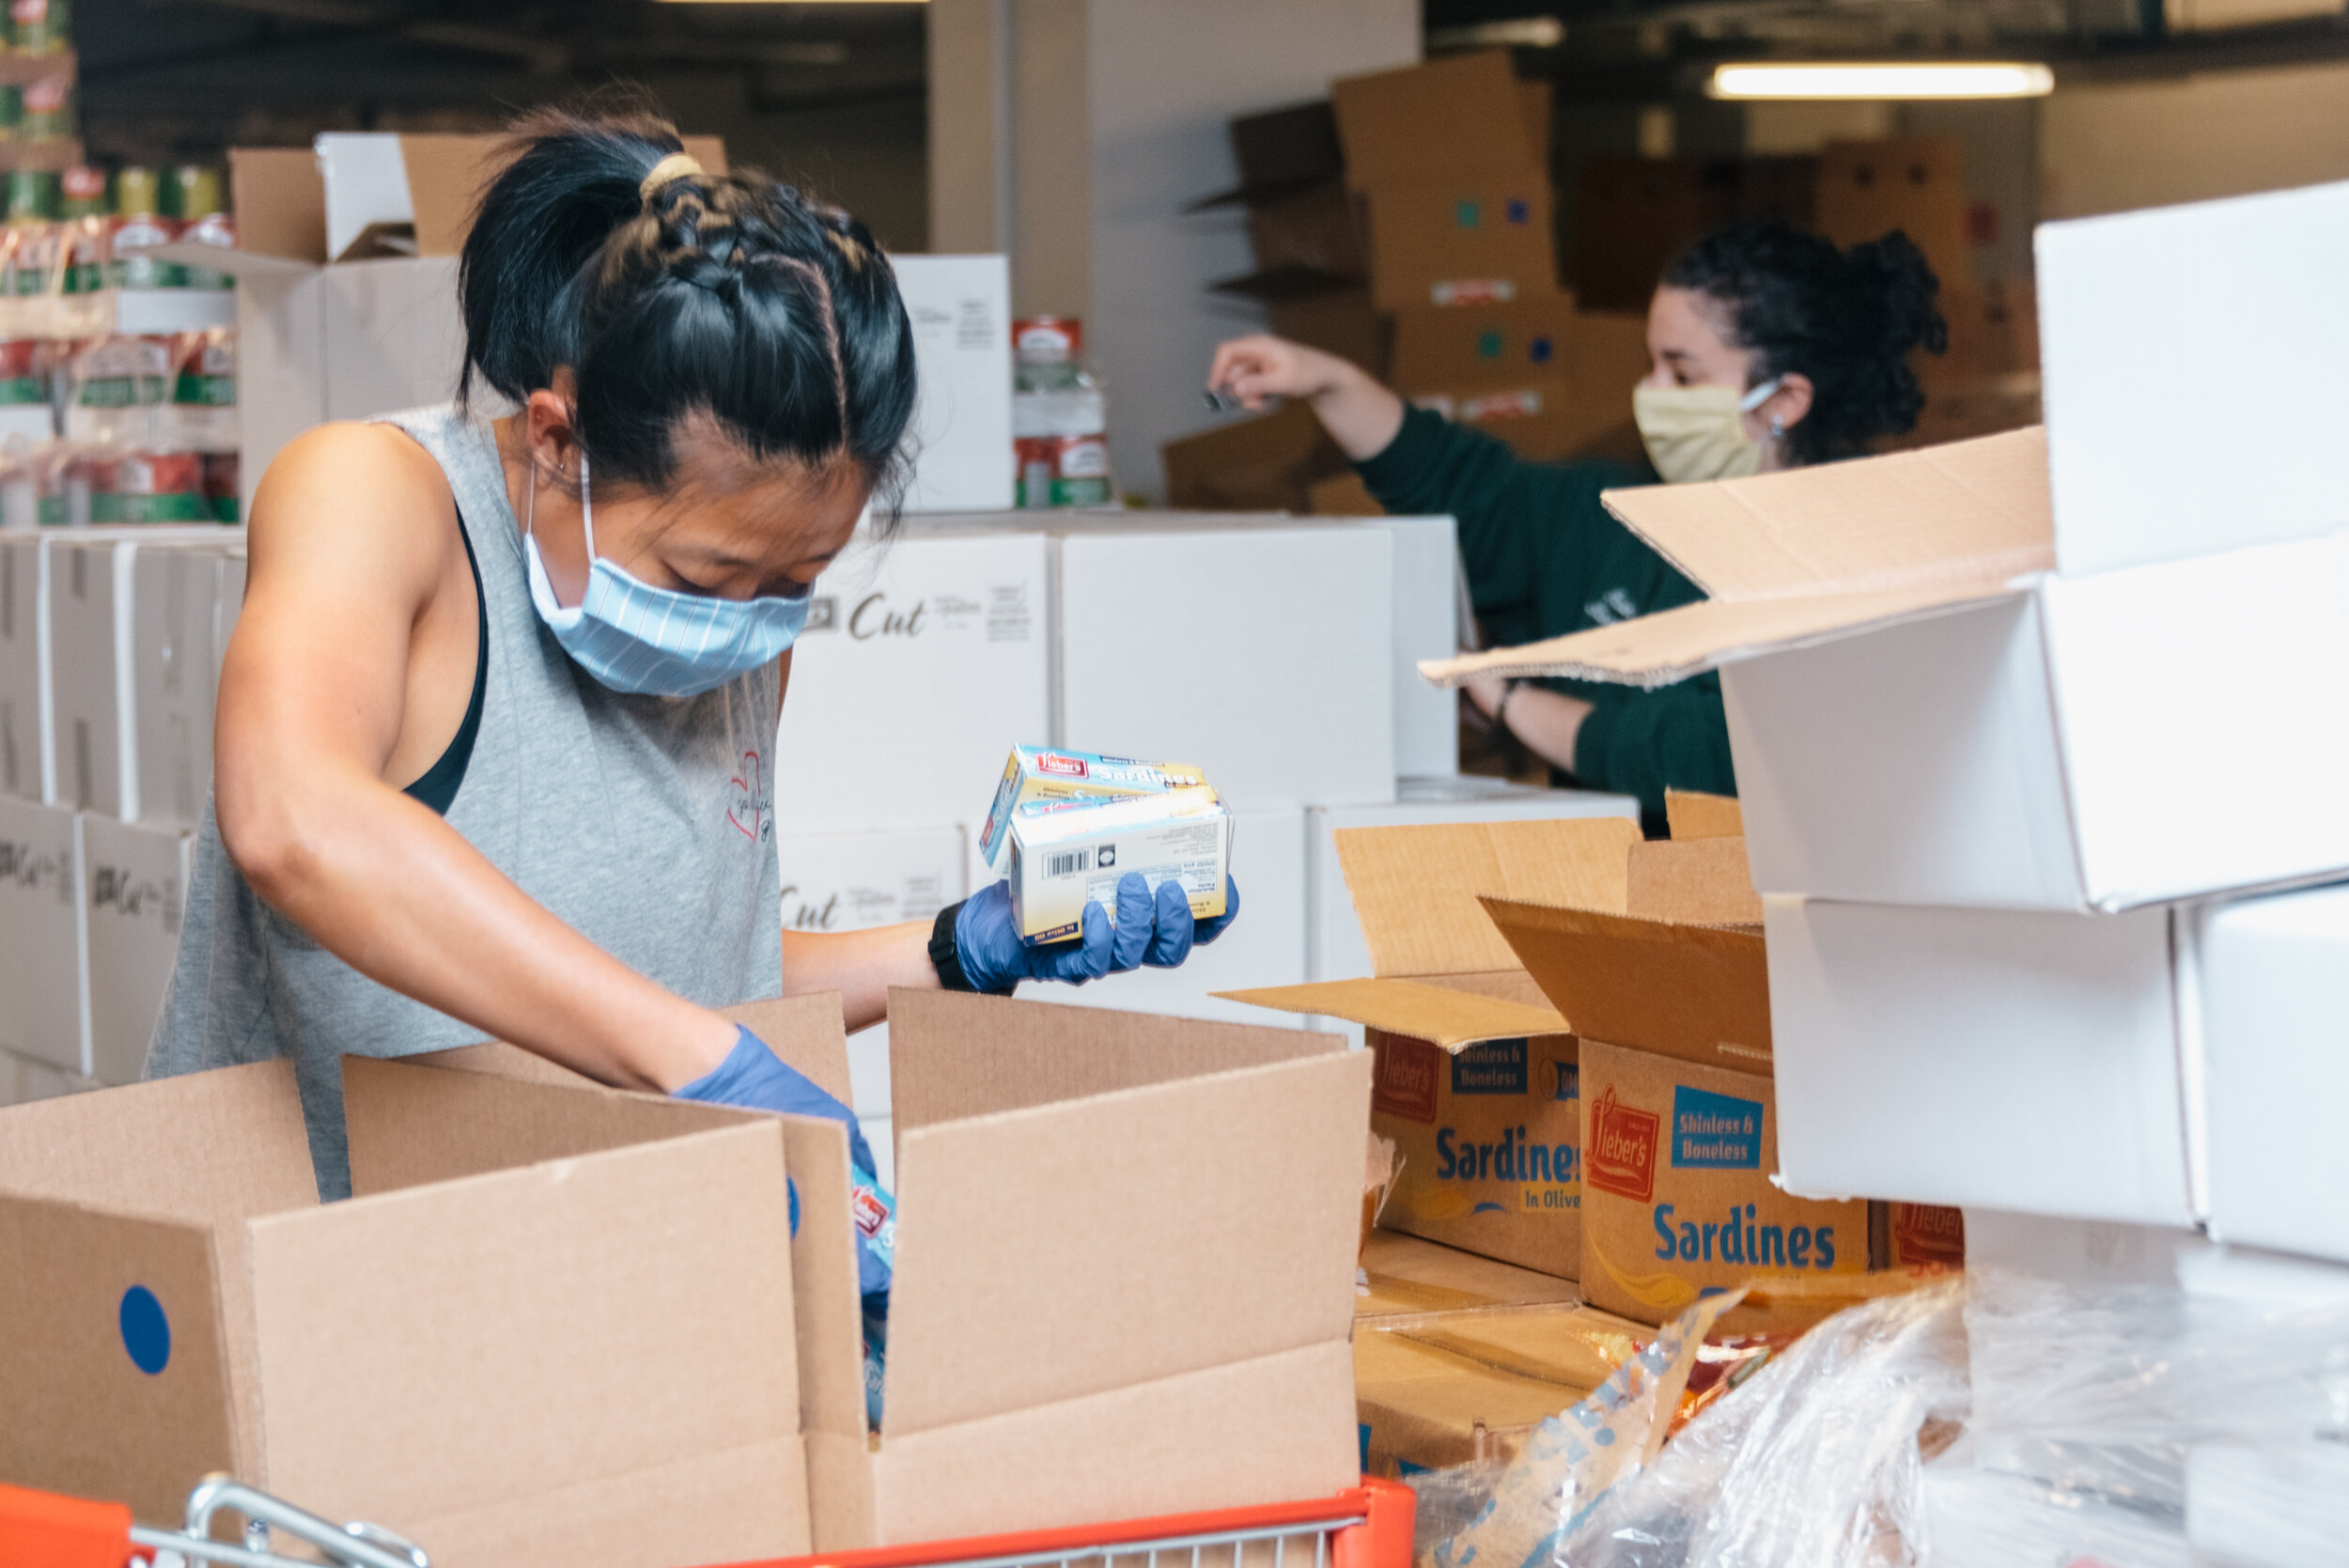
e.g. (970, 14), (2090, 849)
(148, 405), (784, 1198)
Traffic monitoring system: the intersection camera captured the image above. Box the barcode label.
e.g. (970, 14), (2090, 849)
(1046, 849), (1091, 877)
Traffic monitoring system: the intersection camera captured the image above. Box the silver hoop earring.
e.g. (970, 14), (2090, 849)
(1769, 414), (1785, 440)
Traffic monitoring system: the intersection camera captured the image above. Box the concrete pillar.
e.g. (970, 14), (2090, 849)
(928, 0), (1419, 503)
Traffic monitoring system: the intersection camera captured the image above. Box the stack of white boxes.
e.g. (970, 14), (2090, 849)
(1434, 177), (2349, 1558)
(774, 509), (1636, 1175)
(0, 527), (244, 1104)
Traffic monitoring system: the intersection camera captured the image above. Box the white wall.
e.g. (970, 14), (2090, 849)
(928, 0), (1419, 502)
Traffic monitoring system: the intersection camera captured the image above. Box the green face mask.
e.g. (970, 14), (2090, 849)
(1633, 378), (1783, 485)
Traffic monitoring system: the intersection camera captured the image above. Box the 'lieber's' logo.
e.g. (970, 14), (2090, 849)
(1587, 1085), (1659, 1203)
(1372, 1035), (1439, 1125)
(1893, 1203), (1967, 1267)
(1035, 752), (1087, 778)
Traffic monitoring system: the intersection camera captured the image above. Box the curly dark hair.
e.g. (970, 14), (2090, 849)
(1661, 218), (1948, 465)
(458, 102), (916, 509)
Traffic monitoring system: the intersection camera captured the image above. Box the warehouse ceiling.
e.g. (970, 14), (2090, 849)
(78, 0), (927, 169)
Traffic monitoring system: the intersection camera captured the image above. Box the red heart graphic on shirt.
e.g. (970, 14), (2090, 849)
(727, 750), (763, 842)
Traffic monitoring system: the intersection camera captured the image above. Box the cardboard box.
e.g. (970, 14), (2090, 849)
(1570, 156), (1818, 313)
(1308, 780), (1641, 986)
(1361, 178), (1560, 313)
(820, 989), (1369, 1545)
(1331, 53), (1548, 191)
(1388, 297), (1579, 392)
(81, 812), (193, 1088)
(132, 545), (238, 831)
(0, 532), (48, 801)
(1816, 137), (1971, 292)
(894, 254), (1015, 513)
(0, 795), (85, 1073)
(1355, 1302), (1643, 1477)
(1932, 280), (2040, 381)
(48, 534), (239, 823)
(1355, 1229), (1579, 1321)
(0, 1045), (813, 1564)
(1377, 516), (1463, 778)
(1307, 472), (1383, 516)
(1161, 402), (1346, 513)
(1228, 815), (1648, 1276)
(1391, 303), (1649, 461)
(1423, 419), (2349, 913)
(1055, 519), (1395, 809)
(1768, 875), (2349, 1260)
(1268, 287), (1385, 376)
(773, 528), (1051, 832)
(1245, 181), (1367, 282)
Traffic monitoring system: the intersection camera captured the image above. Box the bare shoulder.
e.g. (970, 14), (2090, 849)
(247, 422), (461, 599)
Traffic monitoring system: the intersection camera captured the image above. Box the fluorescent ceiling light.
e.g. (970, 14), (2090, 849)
(1708, 61), (2054, 99)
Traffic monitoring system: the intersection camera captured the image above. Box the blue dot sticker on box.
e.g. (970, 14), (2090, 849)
(120, 1285), (170, 1375)
(1455, 199), (1481, 229)
(1505, 197), (1532, 225)
(1531, 334), (1555, 365)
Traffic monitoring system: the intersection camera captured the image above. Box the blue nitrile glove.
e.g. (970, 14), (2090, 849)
(949, 873), (1243, 993)
(677, 1026), (895, 1298)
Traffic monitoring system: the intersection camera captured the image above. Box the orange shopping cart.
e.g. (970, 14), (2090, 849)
(1, 1474), (1417, 1568)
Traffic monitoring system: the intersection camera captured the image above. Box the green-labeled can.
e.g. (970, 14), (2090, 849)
(21, 73), (71, 142)
(10, 0), (71, 54)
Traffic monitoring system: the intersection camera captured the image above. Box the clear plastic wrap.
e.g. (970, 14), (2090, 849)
(1920, 1462), (2189, 1568)
(1563, 1280), (1968, 1568)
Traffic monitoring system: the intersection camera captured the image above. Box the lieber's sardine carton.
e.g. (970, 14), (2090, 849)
(977, 745), (1209, 871)
(1006, 784), (1233, 944)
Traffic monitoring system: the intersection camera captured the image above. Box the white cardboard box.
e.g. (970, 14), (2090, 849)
(1765, 894), (2197, 1227)
(1058, 520), (1395, 810)
(1425, 182), (2349, 915)
(0, 796), (86, 1073)
(81, 812), (194, 1086)
(894, 254), (1013, 514)
(2194, 882), (2349, 1265)
(776, 824), (970, 1131)
(774, 529), (1051, 832)
(1377, 516), (1460, 778)
(133, 548), (239, 831)
(1310, 778), (1640, 985)
(1023, 804), (1312, 1033)
(0, 533), (47, 801)
(49, 534), (241, 823)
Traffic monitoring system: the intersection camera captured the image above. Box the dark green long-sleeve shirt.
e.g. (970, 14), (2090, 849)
(1355, 407), (1735, 826)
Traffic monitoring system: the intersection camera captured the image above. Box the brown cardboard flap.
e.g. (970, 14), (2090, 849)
(773, 1117), (868, 1441)
(1608, 426), (2052, 601)
(343, 1057), (757, 1196)
(869, 1341), (1357, 1545)
(1484, 897), (1772, 1071)
(1423, 580), (2012, 689)
(1221, 977), (1564, 1048)
(1665, 789), (1743, 841)
(1626, 837), (1763, 925)
(229, 147), (328, 264)
(248, 1123), (800, 1538)
(398, 1436), (809, 1568)
(0, 1196), (235, 1525)
(402, 132), (726, 258)
(1332, 53), (1543, 190)
(885, 988), (1338, 1133)
(1334, 817), (1641, 977)
(806, 1430), (878, 1553)
(882, 1051), (1369, 1436)
(416, 991), (854, 1108)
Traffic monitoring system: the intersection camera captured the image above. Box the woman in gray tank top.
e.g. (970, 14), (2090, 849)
(148, 108), (1237, 1203)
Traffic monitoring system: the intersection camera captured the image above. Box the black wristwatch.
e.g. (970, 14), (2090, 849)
(929, 900), (1004, 994)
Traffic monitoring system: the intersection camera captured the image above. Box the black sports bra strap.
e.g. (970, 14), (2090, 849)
(401, 505), (490, 817)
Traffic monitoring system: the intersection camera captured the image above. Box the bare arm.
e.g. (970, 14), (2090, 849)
(215, 424), (738, 1092)
(1206, 334), (1407, 461)
(780, 924), (939, 1032)
(1466, 675), (1594, 778)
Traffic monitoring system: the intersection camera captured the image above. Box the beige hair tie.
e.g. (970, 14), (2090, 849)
(639, 151), (705, 202)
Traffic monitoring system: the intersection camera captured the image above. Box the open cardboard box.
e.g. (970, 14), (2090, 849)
(1426, 180), (2349, 914)
(433, 987), (1373, 1548)
(1224, 815), (1644, 1278)
(0, 996), (816, 1568)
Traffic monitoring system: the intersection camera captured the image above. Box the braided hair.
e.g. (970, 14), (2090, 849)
(459, 105), (916, 509)
(1661, 219), (1948, 466)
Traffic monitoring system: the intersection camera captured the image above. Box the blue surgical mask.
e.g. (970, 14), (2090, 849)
(523, 449), (811, 699)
